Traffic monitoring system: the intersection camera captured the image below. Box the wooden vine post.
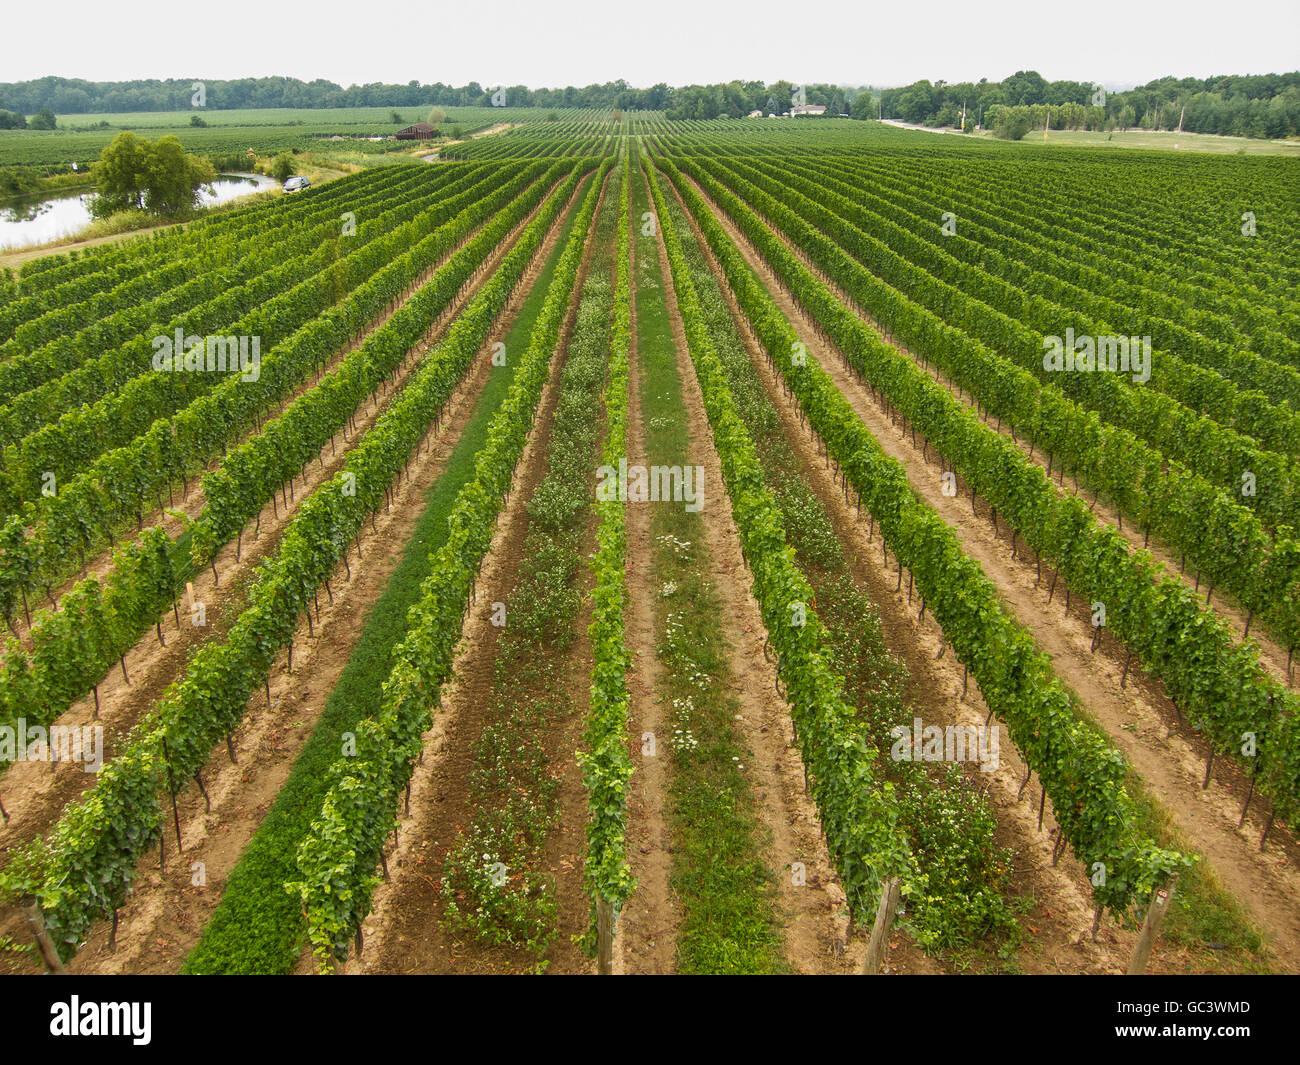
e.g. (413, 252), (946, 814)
(861, 877), (902, 975)
(1126, 877), (1177, 975)
(596, 897), (615, 976)
(22, 898), (65, 973)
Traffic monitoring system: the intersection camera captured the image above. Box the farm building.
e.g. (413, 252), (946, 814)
(395, 123), (437, 140)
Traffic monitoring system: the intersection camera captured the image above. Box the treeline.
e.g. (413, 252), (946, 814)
(0, 75), (859, 119)
(0, 76), (665, 114)
(878, 70), (1300, 139)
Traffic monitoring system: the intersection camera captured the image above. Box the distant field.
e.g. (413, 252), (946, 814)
(970, 126), (1300, 155)
(0, 106), (552, 168)
(52, 105), (542, 129)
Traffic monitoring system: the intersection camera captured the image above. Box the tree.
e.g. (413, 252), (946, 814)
(427, 107), (446, 126)
(28, 107), (56, 130)
(144, 135), (215, 214)
(0, 167), (38, 196)
(190, 113), (208, 127)
(91, 131), (214, 218)
(92, 131), (151, 214)
(1003, 70), (1048, 107)
(898, 82), (935, 124)
(991, 106), (1034, 140)
(271, 152), (294, 183)
(850, 93), (877, 121)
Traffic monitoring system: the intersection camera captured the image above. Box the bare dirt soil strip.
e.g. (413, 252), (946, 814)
(339, 171), (608, 976)
(611, 211), (679, 976)
(646, 164), (857, 975)
(692, 177), (1300, 972)
(0, 179), (562, 848)
(39, 175), (594, 978)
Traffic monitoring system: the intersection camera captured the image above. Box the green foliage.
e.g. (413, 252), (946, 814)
(993, 109), (1033, 140)
(143, 135), (216, 214)
(184, 261), (540, 972)
(90, 130), (215, 217)
(90, 130), (149, 213)
(876, 70), (1300, 138)
(629, 156), (786, 972)
(270, 151), (294, 183)
(0, 161), (595, 964)
(0, 165), (545, 749)
(0, 166), (40, 196)
(658, 172), (1015, 950)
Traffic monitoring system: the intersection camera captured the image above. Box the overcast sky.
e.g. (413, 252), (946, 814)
(8, 0), (1297, 89)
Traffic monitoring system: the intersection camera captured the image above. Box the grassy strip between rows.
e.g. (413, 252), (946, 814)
(182, 176), (591, 974)
(633, 155), (786, 974)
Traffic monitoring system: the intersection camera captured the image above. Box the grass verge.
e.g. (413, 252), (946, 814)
(633, 157), (785, 975)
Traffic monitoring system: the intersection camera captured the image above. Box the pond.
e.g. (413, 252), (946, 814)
(0, 173), (278, 251)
